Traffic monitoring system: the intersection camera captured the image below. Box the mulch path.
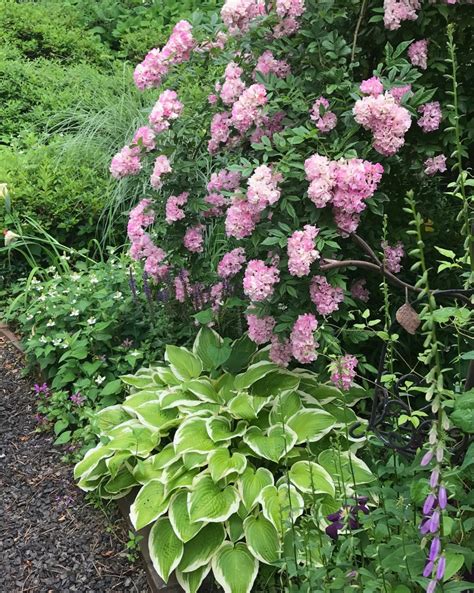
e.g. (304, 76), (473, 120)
(0, 336), (150, 593)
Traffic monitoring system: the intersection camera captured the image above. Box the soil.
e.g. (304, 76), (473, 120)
(0, 336), (150, 593)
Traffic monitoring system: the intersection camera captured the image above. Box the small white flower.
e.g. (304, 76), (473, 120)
(60, 254), (71, 261)
(90, 276), (99, 284)
(71, 273), (81, 281)
(130, 350), (142, 357)
(31, 278), (40, 285)
(52, 338), (62, 346)
(39, 336), (48, 344)
(26, 314), (33, 321)
(62, 289), (70, 295)
(95, 375), (106, 385)
(38, 295), (47, 302)
(113, 291), (123, 300)
(4, 230), (20, 246)
(70, 309), (80, 317)
(46, 319), (55, 327)
(47, 266), (56, 274)
(87, 317), (96, 325)
(61, 342), (68, 349)
(71, 299), (77, 304)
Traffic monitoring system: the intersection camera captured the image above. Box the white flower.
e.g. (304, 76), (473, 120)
(71, 299), (77, 304)
(38, 295), (47, 302)
(130, 350), (142, 357)
(62, 289), (70, 295)
(95, 375), (106, 385)
(90, 276), (99, 284)
(4, 230), (20, 246)
(71, 273), (81, 281)
(31, 278), (40, 285)
(39, 336), (48, 344)
(46, 319), (55, 327)
(0, 183), (9, 198)
(61, 342), (68, 349)
(60, 254), (71, 261)
(113, 291), (123, 300)
(87, 317), (96, 325)
(53, 338), (62, 346)
(26, 314), (33, 321)
(70, 309), (80, 317)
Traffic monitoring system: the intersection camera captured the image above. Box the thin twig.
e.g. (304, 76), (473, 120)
(351, 0), (368, 64)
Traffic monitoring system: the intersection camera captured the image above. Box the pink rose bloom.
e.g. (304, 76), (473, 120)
(310, 275), (344, 315)
(247, 164), (282, 211)
(330, 355), (358, 390)
(408, 39), (428, 70)
(149, 90), (184, 133)
(165, 192), (188, 224)
(382, 241), (405, 273)
(390, 84), (412, 103)
(424, 155), (447, 176)
(231, 84), (267, 133)
(208, 111), (233, 153)
(304, 154), (335, 207)
(417, 102), (442, 133)
(254, 50), (291, 79)
(383, 0), (420, 31)
(150, 155), (172, 189)
(270, 335), (292, 367)
(360, 76), (384, 96)
(131, 126), (156, 152)
(218, 247), (246, 278)
(310, 97), (337, 133)
(174, 269), (191, 302)
(350, 278), (370, 302)
(287, 225), (320, 277)
(225, 198), (260, 239)
(247, 314), (276, 344)
(243, 259), (280, 301)
(221, 0), (266, 35)
(290, 313), (319, 364)
(183, 224), (204, 253)
(110, 146), (141, 179)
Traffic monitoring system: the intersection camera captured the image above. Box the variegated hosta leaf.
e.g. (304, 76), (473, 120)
(165, 345), (203, 381)
(183, 451), (208, 470)
(133, 443), (178, 483)
(298, 379), (341, 403)
(120, 372), (156, 389)
(123, 390), (160, 411)
(133, 401), (179, 432)
(106, 451), (131, 479)
(228, 513), (244, 542)
(95, 405), (132, 434)
(185, 378), (221, 403)
(268, 391), (303, 425)
(250, 371), (300, 398)
(130, 479), (169, 530)
(286, 408), (336, 443)
(107, 420), (160, 456)
(192, 326), (228, 371)
(212, 542), (259, 593)
(243, 515), (281, 564)
(208, 448), (247, 482)
(227, 393), (269, 420)
(176, 564), (211, 593)
(188, 475), (240, 523)
(178, 523), (225, 572)
(74, 443), (112, 481)
(174, 417), (217, 455)
(169, 491), (205, 543)
(154, 366), (181, 386)
(318, 449), (376, 487)
(323, 402), (358, 426)
(149, 517), (184, 583)
(238, 467), (274, 511)
(288, 461), (335, 497)
(234, 361), (278, 391)
(206, 416), (247, 443)
(165, 467), (199, 497)
(160, 388), (201, 410)
(243, 425), (297, 463)
(77, 460), (109, 491)
(260, 484), (304, 535)
(103, 466), (137, 496)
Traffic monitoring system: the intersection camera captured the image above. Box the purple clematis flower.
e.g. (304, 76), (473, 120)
(325, 498), (370, 540)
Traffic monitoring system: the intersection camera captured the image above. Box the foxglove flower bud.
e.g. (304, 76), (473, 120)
(436, 555), (446, 580)
(421, 450), (433, 466)
(438, 486), (447, 509)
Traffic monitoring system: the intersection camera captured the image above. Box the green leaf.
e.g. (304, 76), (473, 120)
(149, 517), (184, 583)
(176, 565), (211, 593)
(185, 378), (221, 403)
(223, 335), (257, 374)
(95, 405), (132, 434)
(212, 542), (259, 593)
(100, 379), (123, 396)
(228, 393), (268, 420)
(238, 467), (274, 511)
(251, 371), (300, 398)
(451, 390), (474, 433)
(260, 484), (304, 535)
(234, 361), (279, 391)
(169, 491), (205, 543)
(54, 430), (72, 445)
(289, 461), (335, 497)
(318, 449), (376, 487)
(243, 425), (297, 462)
(174, 417), (216, 454)
(243, 515), (280, 564)
(130, 480), (169, 530)
(134, 402), (179, 432)
(74, 443), (112, 480)
(443, 552), (465, 581)
(269, 391), (302, 424)
(188, 475), (240, 523)
(206, 416), (247, 443)
(178, 524), (225, 572)
(434, 246), (456, 259)
(208, 448), (247, 482)
(286, 409), (336, 443)
(193, 327), (230, 371)
(165, 345), (203, 381)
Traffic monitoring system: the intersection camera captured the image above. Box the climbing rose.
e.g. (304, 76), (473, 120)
(225, 198), (260, 239)
(287, 225), (320, 277)
(150, 155), (172, 189)
(408, 39), (429, 70)
(310, 275), (344, 315)
(310, 97), (337, 133)
(383, 0), (420, 31)
(243, 260), (280, 301)
(149, 90), (184, 132)
(254, 50), (291, 78)
(247, 314), (276, 344)
(330, 355), (358, 390)
(231, 84), (267, 133)
(208, 112), (233, 153)
(360, 77), (384, 96)
(382, 241), (405, 273)
(390, 84), (412, 103)
(165, 192), (188, 224)
(174, 269), (191, 302)
(110, 146), (141, 179)
(418, 102), (442, 132)
(350, 278), (370, 302)
(247, 164), (282, 211)
(183, 225), (204, 253)
(424, 155), (447, 176)
(290, 313), (319, 364)
(221, 0), (266, 35)
(220, 62), (246, 104)
(131, 126), (156, 152)
(218, 247), (246, 278)
(270, 335), (292, 367)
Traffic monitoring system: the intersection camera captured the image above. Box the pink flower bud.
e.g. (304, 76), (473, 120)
(421, 450), (433, 466)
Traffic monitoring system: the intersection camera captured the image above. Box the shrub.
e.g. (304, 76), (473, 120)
(75, 328), (374, 591)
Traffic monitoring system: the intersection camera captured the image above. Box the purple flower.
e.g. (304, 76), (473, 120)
(430, 469), (439, 488)
(426, 580), (437, 593)
(421, 450), (434, 467)
(429, 510), (440, 533)
(436, 555), (446, 580)
(34, 383), (50, 396)
(429, 537), (440, 562)
(420, 518), (431, 535)
(423, 561), (434, 578)
(325, 500), (370, 540)
(423, 493), (436, 515)
(438, 486), (447, 509)
(70, 391), (86, 406)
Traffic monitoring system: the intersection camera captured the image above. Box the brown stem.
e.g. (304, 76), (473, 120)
(351, 0), (368, 65)
(352, 233), (383, 265)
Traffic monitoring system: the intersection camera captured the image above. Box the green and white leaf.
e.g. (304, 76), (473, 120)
(212, 542), (259, 593)
(134, 402), (179, 432)
(269, 391), (302, 425)
(178, 523), (225, 572)
(234, 361), (278, 391)
(188, 475), (240, 523)
(165, 345), (203, 381)
(107, 421), (160, 456)
(289, 461), (335, 497)
(185, 378), (221, 403)
(169, 491), (205, 543)
(130, 479), (169, 530)
(251, 371), (300, 398)
(174, 417), (216, 455)
(243, 515), (280, 564)
(260, 484), (304, 535)
(149, 517), (184, 583)
(286, 408), (335, 443)
(74, 443), (112, 480)
(227, 393), (270, 420)
(318, 449), (376, 487)
(95, 406), (132, 434)
(206, 416), (247, 442)
(238, 467), (274, 511)
(123, 390), (160, 412)
(160, 388), (201, 410)
(243, 425), (297, 462)
(208, 448), (247, 482)
(176, 564), (211, 593)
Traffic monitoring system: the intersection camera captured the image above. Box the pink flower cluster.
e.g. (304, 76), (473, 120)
(225, 197), (260, 239)
(273, 0), (305, 38)
(174, 269), (191, 302)
(134, 21), (194, 90)
(254, 51), (291, 79)
(127, 199), (168, 281)
(208, 112), (233, 153)
(247, 313), (276, 344)
(383, 0), (420, 31)
(290, 313), (319, 364)
(390, 84), (412, 103)
(350, 278), (370, 302)
(287, 225), (320, 277)
(424, 155), (447, 176)
(310, 97), (337, 133)
(204, 168), (241, 216)
(218, 247), (246, 278)
(149, 90), (184, 133)
(110, 146), (142, 179)
(165, 192), (188, 224)
(270, 336), (292, 367)
(221, 0), (266, 35)
(418, 102), (442, 133)
(150, 155), (172, 190)
(231, 83), (268, 133)
(353, 85), (412, 156)
(131, 126), (156, 152)
(305, 154), (384, 234)
(382, 241), (405, 274)
(243, 259), (280, 301)
(310, 275), (344, 315)
(183, 224), (204, 253)
(330, 355), (358, 390)
(219, 62), (246, 105)
(360, 77), (384, 96)
(408, 39), (429, 70)
(250, 111), (285, 144)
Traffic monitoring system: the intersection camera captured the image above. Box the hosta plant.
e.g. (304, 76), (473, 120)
(75, 328), (375, 593)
